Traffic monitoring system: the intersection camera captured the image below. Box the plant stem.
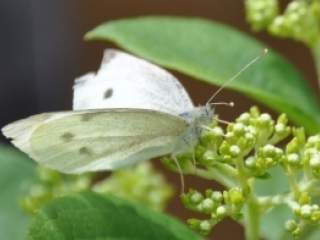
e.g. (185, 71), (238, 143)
(311, 42), (320, 89)
(190, 168), (237, 188)
(245, 196), (261, 240)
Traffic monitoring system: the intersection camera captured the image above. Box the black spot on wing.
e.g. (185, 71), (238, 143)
(103, 88), (113, 99)
(79, 147), (93, 156)
(61, 132), (74, 142)
(81, 112), (105, 122)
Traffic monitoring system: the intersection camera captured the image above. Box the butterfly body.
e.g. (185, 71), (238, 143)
(2, 49), (214, 173)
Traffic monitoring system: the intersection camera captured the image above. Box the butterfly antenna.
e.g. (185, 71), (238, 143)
(206, 48), (268, 105)
(210, 101), (235, 107)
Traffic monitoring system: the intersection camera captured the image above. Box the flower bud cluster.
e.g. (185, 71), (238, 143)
(246, 0), (320, 48)
(285, 192), (320, 236)
(167, 107), (320, 237)
(245, 0), (279, 31)
(21, 162), (173, 214)
(182, 188), (244, 235)
(21, 167), (91, 214)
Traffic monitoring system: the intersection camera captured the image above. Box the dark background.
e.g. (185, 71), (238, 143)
(1, 1), (319, 239)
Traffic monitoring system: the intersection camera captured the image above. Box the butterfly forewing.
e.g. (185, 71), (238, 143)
(73, 49), (194, 116)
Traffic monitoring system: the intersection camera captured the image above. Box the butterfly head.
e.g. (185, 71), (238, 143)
(180, 104), (214, 125)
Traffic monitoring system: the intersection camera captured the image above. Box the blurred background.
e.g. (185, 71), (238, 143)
(0, 0), (319, 239)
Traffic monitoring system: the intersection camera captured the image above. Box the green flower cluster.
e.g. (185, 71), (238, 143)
(182, 188), (244, 235)
(93, 162), (173, 211)
(21, 162), (173, 214)
(164, 107), (320, 238)
(245, 0), (320, 48)
(21, 167), (92, 214)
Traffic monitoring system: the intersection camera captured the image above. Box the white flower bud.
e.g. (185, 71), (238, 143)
(275, 123), (285, 132)
(200, 220), (211, 231)
(202, 198), (214, 210)
(245, 133), (254, 140)
(259, 113), (271, 122)
(247, 126), (257, 135)
(273, 16), (284, 28)
(308, 136), (320, 144)
(301, 204), (312, 218)
(211, 192), (223, 202)
(245, 157), (255, 168)
(310, 154), (320, 168)
(238, 113), (250, 122)
(190, 192), (202, 203)
(234, 123), (245, 132)
(226, 132), (234, 139)
(216, 205), (227, 217)
(230, 145), (241, 156)
(287, 153), (299, 164)
(285, 219), (297, 231)
(212, 127), (224, 136)
(263, 144), (275, 154)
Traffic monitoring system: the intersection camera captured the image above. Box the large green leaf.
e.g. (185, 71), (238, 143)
(255, 167), (292, 240)
(85, 16), (320, 133)
(28, 192), (202, 240)
(0, 145), (37, 240)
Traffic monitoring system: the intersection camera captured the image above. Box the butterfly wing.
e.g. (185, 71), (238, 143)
(2, 109), (188, 173)
(73, 49), (194, 115)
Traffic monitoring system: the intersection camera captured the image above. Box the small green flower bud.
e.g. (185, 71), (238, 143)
(230, 145), (241, 157)
(245, 156), (255, 168)
(311, 210), (320, 222)
(190, 192), (203, 204)
(275, 123), (285, 132)
(212, 126), (224, 136)
(285, 219), (298, 232)
(312, 204), (319, 211)
(216, 205), (227, 217)
(298, 192), (311, 205)
(202, 198), (214, 212)
(259, 113), (272, 122)
(187, 218), (201, 230)
(212, 191), (223, 202)
(287, 153), (300, 164)
(308, 135), (320, 145)
(233, 123), (246, 134)
(300, 204), (312, 218)
(310, 154), (320, 169)
(237, 112), (251, 124)
(263, 144), (275, 154)
(229, 188), (244, 205)
(200, 220), (211, 231)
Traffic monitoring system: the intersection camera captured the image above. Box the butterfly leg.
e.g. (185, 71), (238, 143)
(171, 155), (185, 195)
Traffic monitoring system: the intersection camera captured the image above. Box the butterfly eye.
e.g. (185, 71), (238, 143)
(103, 88), (113, 99)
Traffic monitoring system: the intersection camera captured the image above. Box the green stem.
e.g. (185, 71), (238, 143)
(285, 166), (300, 199)
(233, 155), (261, 240)
(245, 196), (261, 240)
(190, 168), (237, 188)
(311, 42), (320, 89)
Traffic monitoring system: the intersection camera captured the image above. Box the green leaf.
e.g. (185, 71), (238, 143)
(28, 192), (203, 240)
(255, 167), (291, 240)
(85, 16), (320, 133)
(0, 145), (37, 240)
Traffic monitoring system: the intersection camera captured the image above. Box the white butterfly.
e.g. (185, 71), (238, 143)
(2, 49), (214, 174)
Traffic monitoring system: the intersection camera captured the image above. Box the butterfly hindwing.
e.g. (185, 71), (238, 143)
(2, 109), (188, 173)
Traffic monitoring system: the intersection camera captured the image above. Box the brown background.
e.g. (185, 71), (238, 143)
(0, 0), (319, 239)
